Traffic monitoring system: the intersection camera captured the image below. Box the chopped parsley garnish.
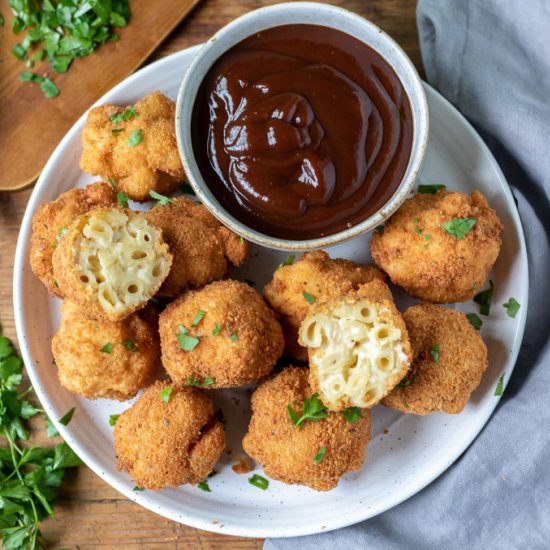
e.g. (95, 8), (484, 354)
(374, 224), (384, 234)
(109, 414), (120, 426)
(122, 339), (137, 352)
(414, 226), (423, 234)
(197, 481), (211, 492)
(58, 407), (76, 426)
(442, 218), (477, 240)
(133, 486), (144, 492)
(503, 297), (521, 319)
(278, 255), (295, 269)
(160, 386), (173, 403)
(177, 332), (200, 352)
(287, 394), (328, 428)
(248, 474), (269, 491)
(100, 342), (113, 353)
(466, 313), (483, 330)
(212, 324), (221, 336)
(127, 128), (143, 147)
(191, 310), (206, 327)
(149, 190), (175, 205)
(178, 324), (188, 335)
(52, 278), (59, 288)
(474, 284), (494, 316)
(111, 128), (124, 134)
(393, 373), (416, 392)
(418, 184), (446, 194)
(180, 182), (196, 195)
(55, 227), (68, 241)
(110, 106), (136, 124)
(108, 177), (117, 187)
(229, 334), (239, 342)
(303, 291), (315, 305)
(494, 374), (505, 397)
(342, 407), (362, 424)
(40, 78), (59, 98)
(313, 447), (326, 464)
(185, 376), (215, 388)
(430, 344), (440, 364)
(116, 191), (129, 208)
(424, 234), (431, 240)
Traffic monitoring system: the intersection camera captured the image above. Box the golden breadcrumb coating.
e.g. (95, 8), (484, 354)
(52, 301), (160, 401)
(30, 182), (117, 298)
(263, 251), (385, 361)
(145, 197), (249, 297)
(382, 303), (488, 414)
(242, 367), (371, 491)
(114, 381), (225, 490)
(159, 280), (284, 388)
(370, 190), (503, 303)
(52, 207), (172, 322)
(302, 279), (412, 411)
(80, 91), (184, 201)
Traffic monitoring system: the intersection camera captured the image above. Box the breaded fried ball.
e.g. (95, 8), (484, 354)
(114, 381), (225, 490)
(159, 280), (284, 388)
(52, 301), (160, 400)
(242, 367), (371, 491)
(300, 279), (412, 411)
(370, 190), (503, 303)
(145, 197), (248, 297)
(30, 182), (117, 298)
(264, 251), (385, 361)
(80, 91), (184, 201)
(382, 303), (488, 414)
(52, 208), (172, 322)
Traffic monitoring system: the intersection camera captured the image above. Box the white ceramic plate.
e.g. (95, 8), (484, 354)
(13, 45), (528, 538)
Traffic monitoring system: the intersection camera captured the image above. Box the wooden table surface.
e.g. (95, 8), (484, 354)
(0, 1), (421, 547)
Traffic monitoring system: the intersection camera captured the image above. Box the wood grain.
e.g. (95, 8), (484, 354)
(0, 1), (420, 547)
(0, 0), (202, 192)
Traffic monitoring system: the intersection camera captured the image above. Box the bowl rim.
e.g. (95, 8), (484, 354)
(175, 1), (429, 251)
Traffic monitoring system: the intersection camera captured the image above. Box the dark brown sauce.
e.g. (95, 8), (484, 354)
(192, 24), (413, 239)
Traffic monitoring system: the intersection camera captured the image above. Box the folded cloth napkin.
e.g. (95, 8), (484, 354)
(265, 0), (550, 548)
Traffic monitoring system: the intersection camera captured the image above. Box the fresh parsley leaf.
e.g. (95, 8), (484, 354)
(494, 374), (505, 397)
(100, 342), (112, 353)
(442, 218), (477, 240)
(122, 339), (137, 352)
(191, 310), (206, 327)
(177, 333), (200, 352)
(197, 481), (211, 492)
(117, 191), (129, 208)
(278, 255), (295, 269)
(53, 442), (84, 469)
(418, 184), (446, 194)
(12, 43), (26, 60)
(393, 373), (417, 392)
(45, 417), (59, 437)
(58, 407), (76, 426)
(430, 344), (440, 363)
(303, 292), (315, 305)
(127, 128), (143, 147)
(108, 177), (117, 187)
(474, 284), (494, 316)
(178, 324), (188, 335)
(109, 414), (120, 426)
(503, 297), (521, 319)
(110, 106), (137, 124)
(212, 324), (221, 336)
(160, 386), (173, 403)
(185, 376), (215, 387)
(133, 486), (144, 491)
(248, 474), (269, 491)
(414, 226), (423, 234)
(40, 78), (59, 98)
(287, 394), (328, 428)
(342, 407), (362, 424)
(149, 190), (175, 205)
(229, 334), (238, 342)
(466, 313), (483, 330)
(313, 447), (326, 464)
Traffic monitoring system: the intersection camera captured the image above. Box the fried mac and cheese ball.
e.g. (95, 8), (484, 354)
(159, 280), (284, 388)
(382, 303), (488, 414)
(52, 208), (172, 322)
(80, 91), (185, 201)
(242, 368), (371, 491)
(300, 279), (412, 411)
(114, 381), (225, 490)
(52, 301), (160, 400)
(370, 190), (503, 303)
(30, 182), (117, 298)
(145, 197), (249, 297)
(264, 251), (385, 361)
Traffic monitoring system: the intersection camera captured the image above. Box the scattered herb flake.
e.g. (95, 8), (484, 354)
(108, 178), (117, 187)
(430, 344), (440, 364)
(212, 324), (221, 336)
(100, 342), (113, 353)
(495, 374), (505, 397)
(110, 106), (137, 124)
(248, 474), (269, 491)
(40, 78), (59, 98)
(287, 394), (328, 428)
(442, 218), (477, 240)
(424, 234), (431, 240)
(117, 191), (129, 208)
(133, 486), (144, 492)
(160, 386), (173, 403)
(178, 324), (188, 335)
(303, 291), (315, 305)
(393, 373), (417, 392)
(122, 339), (137, 352)
(109, 414), (120, 426)
(474, 285), (494, 316)
(186, 376), (215, 388)
(414, 226), (423, 234)
(55, 227), (68, 241)
(149, 190), (175, 205)
(111, 128), (124, 134)
(197, 481), (211, 492)
(177, 333), (200, 352)
(313, 447), (326, 464)
(466, 313), (483, 330)
(278, 255), (295, 268)
(342, 407), (362, 424)
(127, 128), (143, 147)
(418, 184), (446, 194)
(229, 334), (239, 342)
(503, 298), (521, 319)
(58, 407), (76, 426)
(191, 310), (206, 327)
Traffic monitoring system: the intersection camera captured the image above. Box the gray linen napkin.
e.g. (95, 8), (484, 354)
(265, 0), (550, 547)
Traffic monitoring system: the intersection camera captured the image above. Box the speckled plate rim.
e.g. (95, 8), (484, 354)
(12, 45), (528, 539)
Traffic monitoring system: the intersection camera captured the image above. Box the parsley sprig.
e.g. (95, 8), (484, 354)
(287, 394), (328, 428)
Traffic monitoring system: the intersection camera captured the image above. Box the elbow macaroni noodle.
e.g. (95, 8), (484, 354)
(300, 300), (409, 409)
(76, 210), (169, 314)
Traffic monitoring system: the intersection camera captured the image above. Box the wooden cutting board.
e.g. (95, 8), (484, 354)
(0, 0), (201, 192)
